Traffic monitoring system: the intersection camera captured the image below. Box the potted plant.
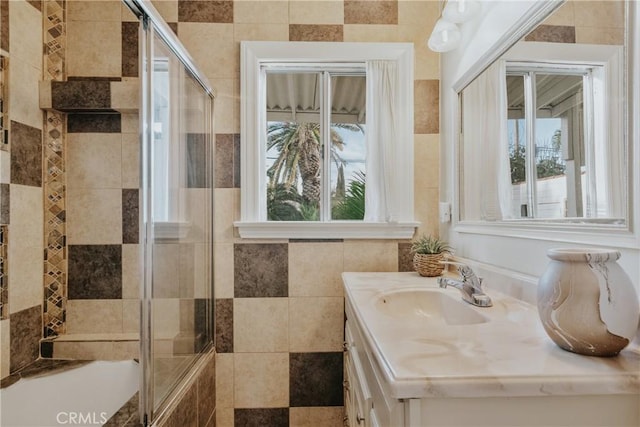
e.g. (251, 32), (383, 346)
(410, 234), (452, 277)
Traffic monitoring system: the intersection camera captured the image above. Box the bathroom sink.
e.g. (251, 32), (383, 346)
(374, 288), (488, 326)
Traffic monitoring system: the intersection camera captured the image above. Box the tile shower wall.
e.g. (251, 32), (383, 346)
(141, 1), (441, 426)
(0, 0), (45, 379)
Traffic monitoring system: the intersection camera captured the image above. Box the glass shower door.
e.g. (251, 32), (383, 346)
(141, 21), (214, 423)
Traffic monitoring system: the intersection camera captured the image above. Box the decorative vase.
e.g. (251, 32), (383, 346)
(413, 253), (445, 277)
(537, 248), (640, 357)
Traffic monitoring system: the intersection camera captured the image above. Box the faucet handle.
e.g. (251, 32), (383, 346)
(439, 261), (482, 288)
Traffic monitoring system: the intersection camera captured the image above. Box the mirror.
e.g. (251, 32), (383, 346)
(459, 0), (627, 225)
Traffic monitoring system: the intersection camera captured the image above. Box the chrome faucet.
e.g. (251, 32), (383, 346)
(437, 262), (492, 307)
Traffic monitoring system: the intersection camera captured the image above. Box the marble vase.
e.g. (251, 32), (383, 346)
(537, 248), (640, 357)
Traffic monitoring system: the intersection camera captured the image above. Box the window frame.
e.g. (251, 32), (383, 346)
(237, 41), (417, 239)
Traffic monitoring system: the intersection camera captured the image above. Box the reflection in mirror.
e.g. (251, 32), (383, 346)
(265, 70), (366, 221)
(459, 0), (627, 225)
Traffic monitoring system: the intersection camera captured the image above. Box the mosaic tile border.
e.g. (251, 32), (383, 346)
(43, 0), (67, 337)
(0, 55), (7, 150)
(0, 225), (7, 320)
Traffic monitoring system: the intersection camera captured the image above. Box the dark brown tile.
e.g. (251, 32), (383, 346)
(67, 113), (122, 133)
(290, 352), (343, 407)
(289, 24), (343, 42)
(197, 354), (216, 427)
(1, 0), (9, 53)
(187, 133), (210, 188)
(194, 298), (209, 353)
(67, 76), (122, 82)
(122, 22), (139, 78)
(344, 0), (398, 25)
(122, 189), (139, 244)
(178, 0), (233, 23)
(215, 134), (233, 188)
(10, 121), (42, 187)
(398, 242), (413, 272)
(234, 243), (288, 298)
(9, 305), (41, 373)
(233, 134), (240, 188)
(525, 24), (576, 43)
(0, 184), (8, 223)
(51, 80), (111, 111)
(27, 0), (41, 11)
(414, 80), (439, 134)
(163, 380), (198, 427)
(168, 22), (178, 35)
(215, 298), (233, 353)
(68, 245), (122, 299)
(234, 408), (288, 427)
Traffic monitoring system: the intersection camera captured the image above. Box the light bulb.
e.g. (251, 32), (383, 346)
(427, 19), (461, 52)
(442, 0), (480, 24)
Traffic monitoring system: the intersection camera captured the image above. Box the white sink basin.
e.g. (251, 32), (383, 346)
(374, 288), (488, 326)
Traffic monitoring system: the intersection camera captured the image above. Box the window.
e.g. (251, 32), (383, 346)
(237, 42), (417, 239)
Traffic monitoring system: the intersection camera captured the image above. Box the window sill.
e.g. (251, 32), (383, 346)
(234, 221), (419, 240)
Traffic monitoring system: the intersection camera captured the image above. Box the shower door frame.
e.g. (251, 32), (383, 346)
(123, 0), (216, 425)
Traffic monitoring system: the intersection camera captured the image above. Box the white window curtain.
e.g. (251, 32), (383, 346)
(462, 60), (512, 221)
(364, 60), (399, 222)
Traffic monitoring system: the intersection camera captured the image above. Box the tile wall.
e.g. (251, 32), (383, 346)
(0, 0), (45, 379)
(141, 1), (442, 426)
(526, 0), (625, 45)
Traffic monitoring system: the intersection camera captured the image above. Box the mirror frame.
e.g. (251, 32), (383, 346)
(451, 0), (639, 249)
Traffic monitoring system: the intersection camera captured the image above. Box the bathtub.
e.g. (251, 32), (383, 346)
(0, 360), (139, 427)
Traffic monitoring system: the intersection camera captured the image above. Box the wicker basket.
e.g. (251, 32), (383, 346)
(413, 253), (446, 277)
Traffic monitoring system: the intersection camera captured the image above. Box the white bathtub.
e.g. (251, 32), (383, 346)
(0, 360), (139, 427)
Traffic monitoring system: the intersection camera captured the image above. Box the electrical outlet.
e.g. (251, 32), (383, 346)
(439, 202), (451, 223)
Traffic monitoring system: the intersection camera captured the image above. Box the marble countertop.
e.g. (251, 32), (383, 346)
(343, 272), (640, 400)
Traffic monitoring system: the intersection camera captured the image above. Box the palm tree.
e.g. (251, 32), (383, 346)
(266, 122), (364, 208)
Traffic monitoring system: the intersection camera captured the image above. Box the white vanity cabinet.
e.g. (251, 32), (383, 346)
(343, 272), (640, 427)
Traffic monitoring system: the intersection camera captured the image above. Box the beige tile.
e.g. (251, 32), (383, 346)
(414, 134), (439, 190)
(66, 300), (124, 334)
(214, 189), (237, 243)
(415, 187), (439, 238)
(112, 341), (140, 359)
(397, 25), (439, 80)
(234, 353), (289, 408)
(9, 58), (43, 130)
(67, 133), (122, 189)
(121, 1), (139, 22)
(192, 243), (212, 299)
(234, 23), (289, 42)
(153, 298), (181, 338)
(8, 185), (43, 314)
(54, 341), (115, 359)
(68, 0), (122, 21)
(9, 0), (42, 68)
(178, 23), (237, 79)
(67, 188), (123, 245)
(152, 243), (181, 298)
(343, 240), (398, 272)
(122, 244), (141, 299)
(67, 20), (122, 78)
(398, 0), (439, 26)
(215, 353), (234, 409)
(216, 407), (234, 427)
(234, 298), (289, 352)
(290, 407), (344, 427)
(289, 297), (344, 352)
(1, 151), (10, 184)
(232, 79), (241, 134)
(289, 1), (343, 25)
(1, 319), (9, 379)
(111, 80), (140, 113)
(151, 0), (178, 23)
(542, 1), (575, 27)
(123, 299), (140, 333)
(210, 79), (236, 134)
(575, 27), (624, 45)
(234, 1), (289, 24)
(289, 242), (344, 297)
(180, 188), (212, 243)
(343, 24), (399, 42)
(573, 0), (624, 30)
(214, 243), (234, 299)
(121, 113), (140, 134)
(121, 133), (140, 189)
